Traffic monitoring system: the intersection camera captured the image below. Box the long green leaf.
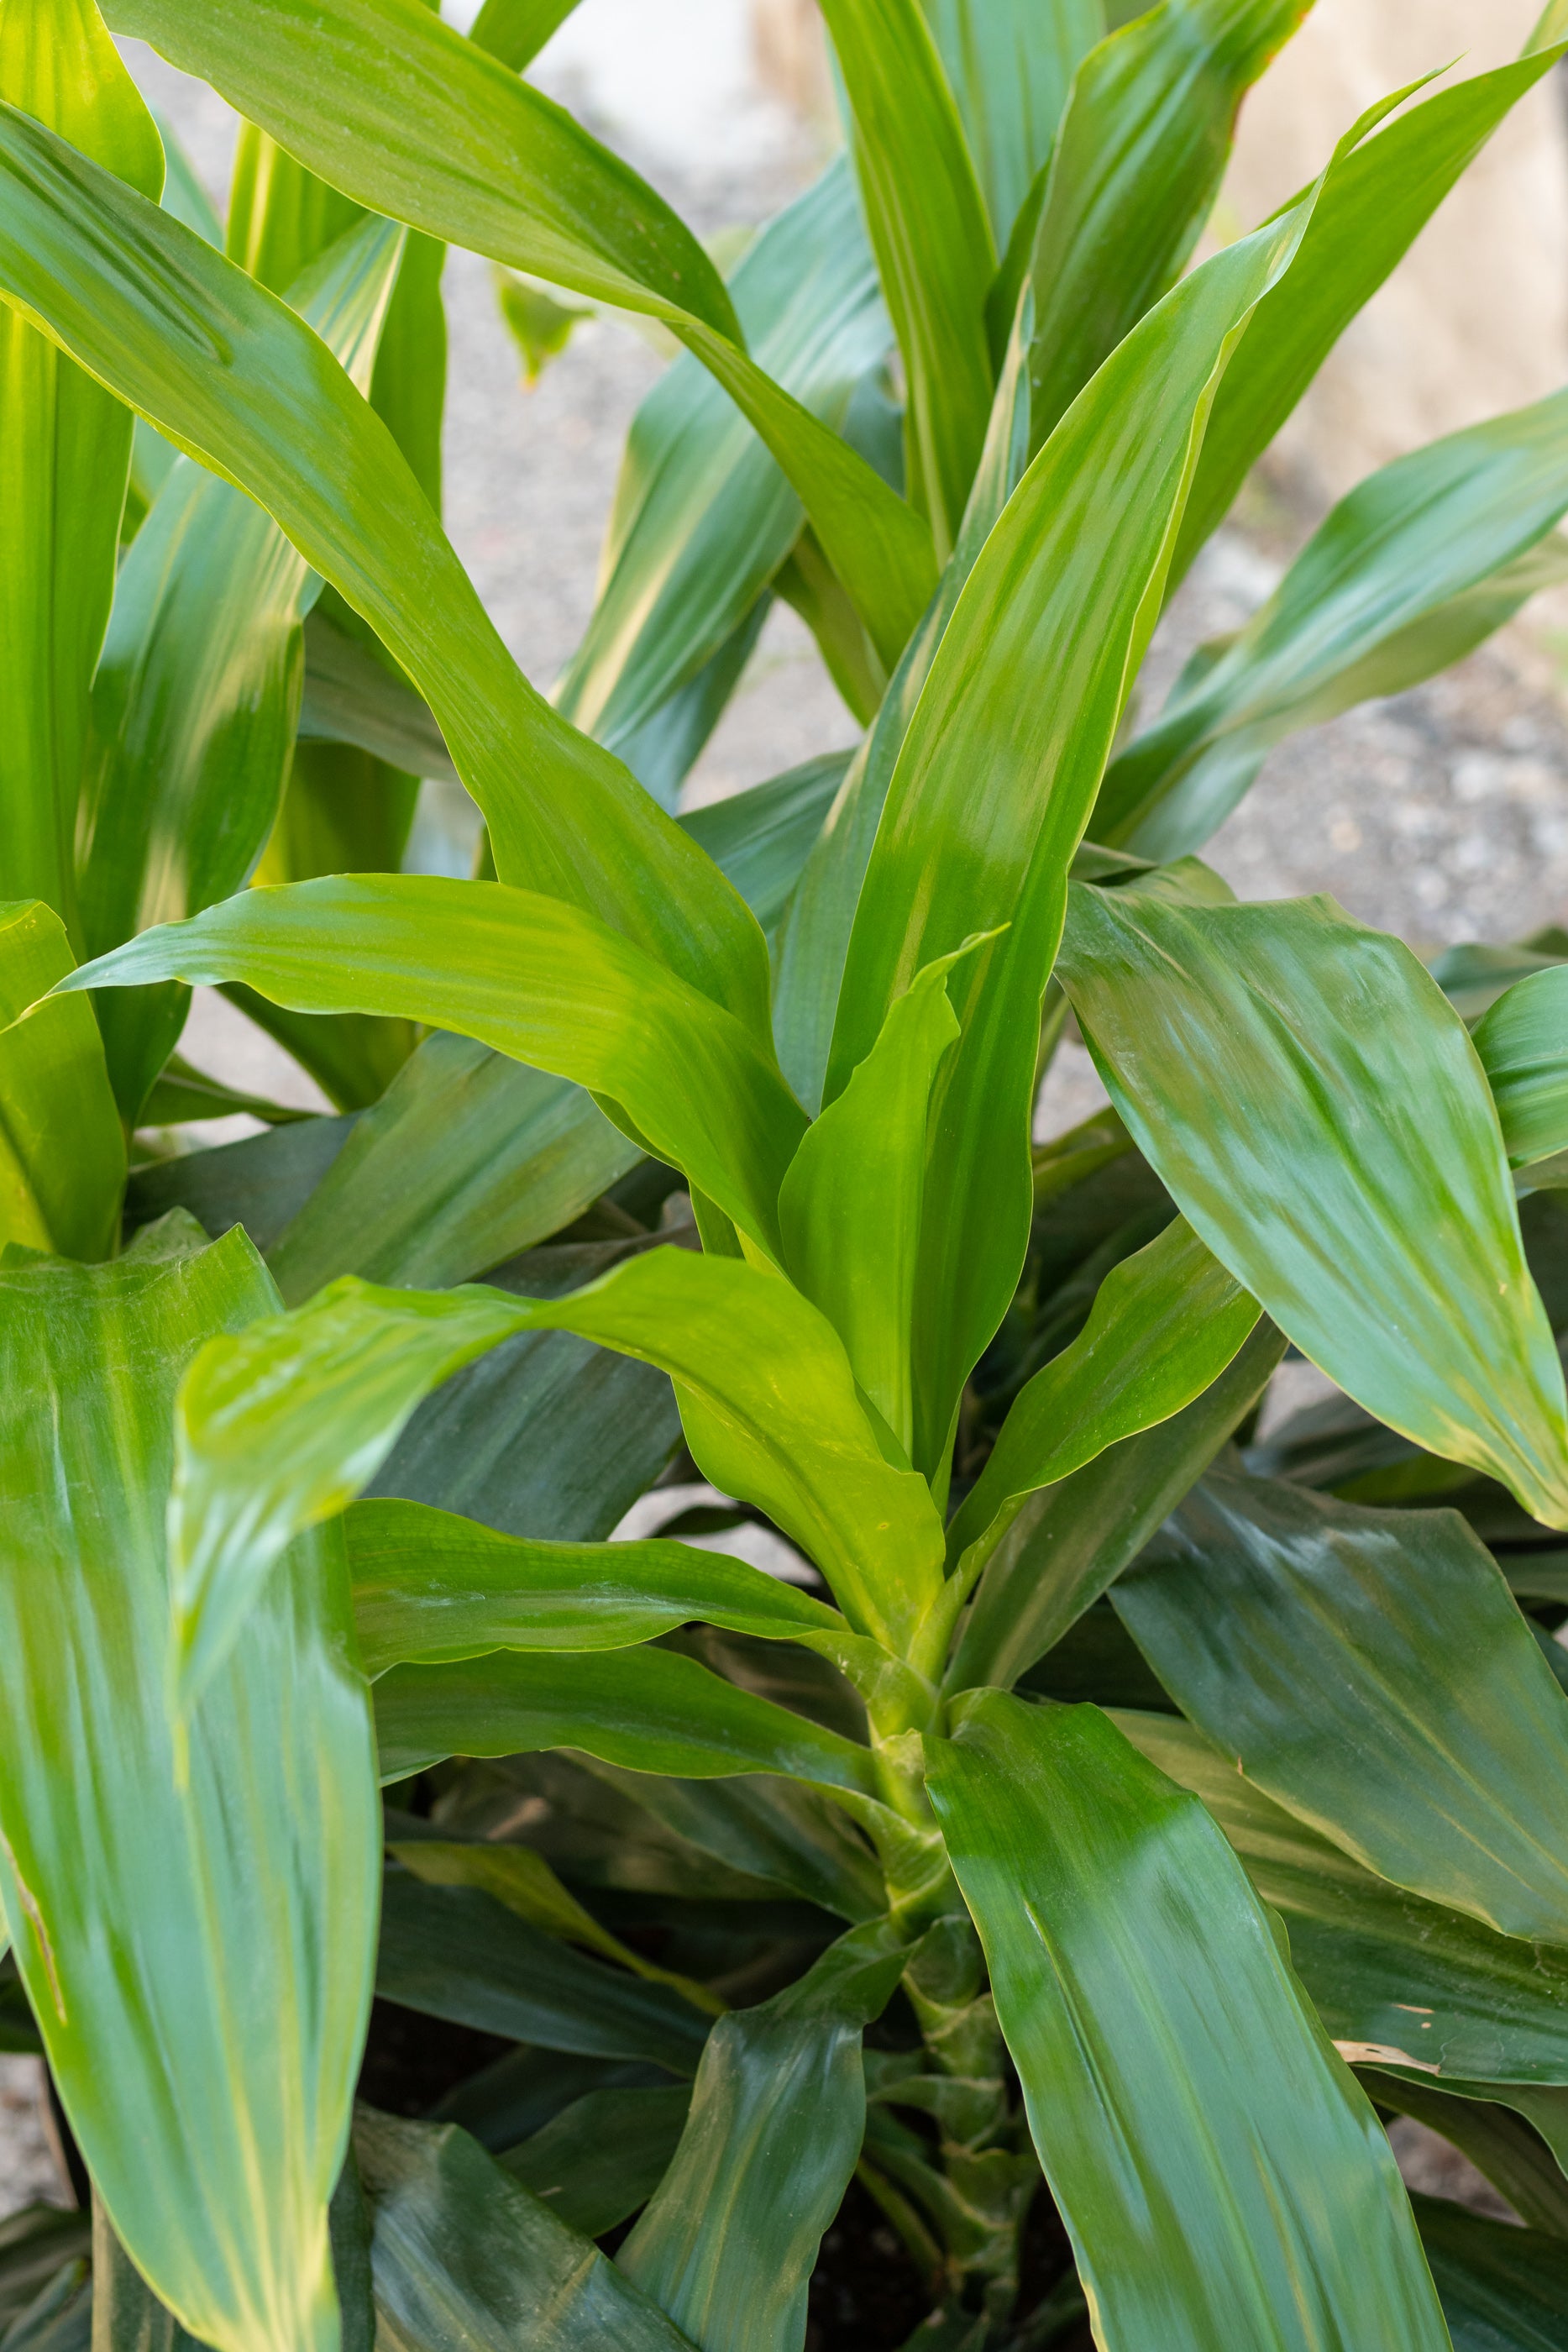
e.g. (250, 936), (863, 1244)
(1120, 1709), (1568, 2086)
(0, 902), (122, 1261)
(920, 0), (1101, 247)
(374, 1645), (883, 1798)
(1476, 967), (1568, 1173)
(1173, 30), (1568, 581)
(927, 1692), (1451, 2350)
(501, 2085), (690, 2238)
(945, 1215), (1259, 1570)
(346, 1495), (859, 1673)
(618, 1921), (910, 2352)
(64, 875), (805, 1257)
(1413, 2196), (1568, 2352)
(356, 2108), (699, 2352)
(1363, 2075), (1568, 2238)
(0, 0), (160, 941)
(0, 1216), (376, 2352)
(1058, 887), (1568, 1525)
(557, 160), (888, 795)
(0, 106), (770, 1032)
(375, 1874), (711, 2072)
(1114, 1467), (1568, 1945)
(1021, 0), (1309, 455)
(1099, 394), (1568, 861)
(829, 206), (1308, 1473)
(164, 1245), (944, 1709)
(103, 0), (938, 668)
(821, 0), (994, 559)
(79, 215), (406, 1120)
(949, 1316), (1283, 1691)
(468, 0), (582, 71)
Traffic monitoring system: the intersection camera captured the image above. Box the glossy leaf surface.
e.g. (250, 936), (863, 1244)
(355, 2108), (699, 2351)
(0, 1218), (376, 2352)
(619, 1921), (910, 2352)
(1059, 886), (1568, 1525)
(66, 876), (805, 1258)
(1116, 1467), (1568, 1944)
(928, 1692), (1451, 2349)
(0, 108), (769, 1029)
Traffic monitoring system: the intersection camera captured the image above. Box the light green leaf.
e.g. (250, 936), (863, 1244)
(1175, 30), (1568, 581)
(944, 1214), (1260, 1572)
(355, 2107), (699, 2352)
(1100, 395), (1568, 862)
(557, 160), (888, 795)
(927, 1692), (1451, 2351)
(821, 0), (995, 559)
(346, 1494), (863, 1673)
(0, 104), (770, 1032)
(920, 0), (1101, 248)
(103, 0), (939, 669)
(618, 1920), (910, 2352)
(1120, 1709), (1568, 2087)
(1115, 1467), (1568, 1945)
(0, 902), (123, 1262)
(375, 1873), (711, 2072)
(164, 1245), (944, 1711)
(1021, 0), (1310, 455)
(829, 207), (1308, 1473)
(0, 0), (161, 941)
(79, 214), (406, 1121)
(949, 1317), (1283, 1692)
(1058, 887), (1568, 1525)
(373, 1644), (883, 1798)
(468, 0), (583, 71)
(0, 1218), (377, 2352)
(266, 1037), (635, 1303)
(63, 875), (806, 1258)
(1476, 966), (1568, 1172)
(779, 953), (964, 1453)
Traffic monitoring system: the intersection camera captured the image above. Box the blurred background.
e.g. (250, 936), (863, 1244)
(1, 0), (1563, 2223)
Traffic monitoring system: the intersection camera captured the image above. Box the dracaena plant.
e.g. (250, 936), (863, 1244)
(8, 0), (1568, 2345)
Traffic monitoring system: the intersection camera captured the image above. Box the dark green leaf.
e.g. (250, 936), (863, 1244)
(928, 1693), (1450, 2349)
(125, 1115), (357, 1255)
(1362, 2074), (1568, 2238)
(1413, 2195), (1568, 2352)
(500, 2084), (691, 2237)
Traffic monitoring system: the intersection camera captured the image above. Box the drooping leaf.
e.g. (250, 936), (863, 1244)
(0, 106), (771, 1033)
(1114, 1467), (1568, 1945)
(1412, 2195), (1568, 2352)
(1099, 395), (1568, 861)
(0, 1217), (377, 2352)
(1174, 29), (1568, 580)
(944, 1215), (1260, 1572)
(1363, 2074), (1568, 2238)
(354, 2107), (700, 2350)
(65, 875), (806, 1259)
(78, 214), (406, 1121)
(0, 902), (123, 1262)
(0, 0), (161, 939)
(1475, 967), (1568, 1173)
(819, 0), (995, 559)
(501, 2084), (691, 2238)
(266, 1037), (635, 1303)
(375, 1873), (710, 2073)
(373, 1644), (883, 1798)
(1058, 887), (1568, 1525)
(1120, 1708), (1568, 2085)
(927, 1692), (1451, 2350)
(165, 1245), (944, 1711)
(1020, 0), (1310, 455)
(829, 206), (1308, 1474)
(557, 161), (889, 796)
(618, 1921), (910, 2352)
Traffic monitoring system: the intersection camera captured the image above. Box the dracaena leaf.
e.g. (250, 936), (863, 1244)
(1058, 886), (1568, 1526)
(829, 206), (1308, 1474)
(0, 1216), (376, 2352)
(1475, 966), (1568, 1171)
(0, 107), (771, 1033)
(1115, 1467), (1568, 1945)
(0, 901), (123, 1262)
(0, 0), (161, 940)
(501, 2085), (691, 2239)
(62, 875), (806, 1257)
(1361, 2076), (1568, 2238)
(1099, 391), (1568, 862)
(921, 0), (1100, 249)
(1412, 2195), (1568, 2350)
(927, 1692), (1452, 2351)
(160, 1245), (944, 1711)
